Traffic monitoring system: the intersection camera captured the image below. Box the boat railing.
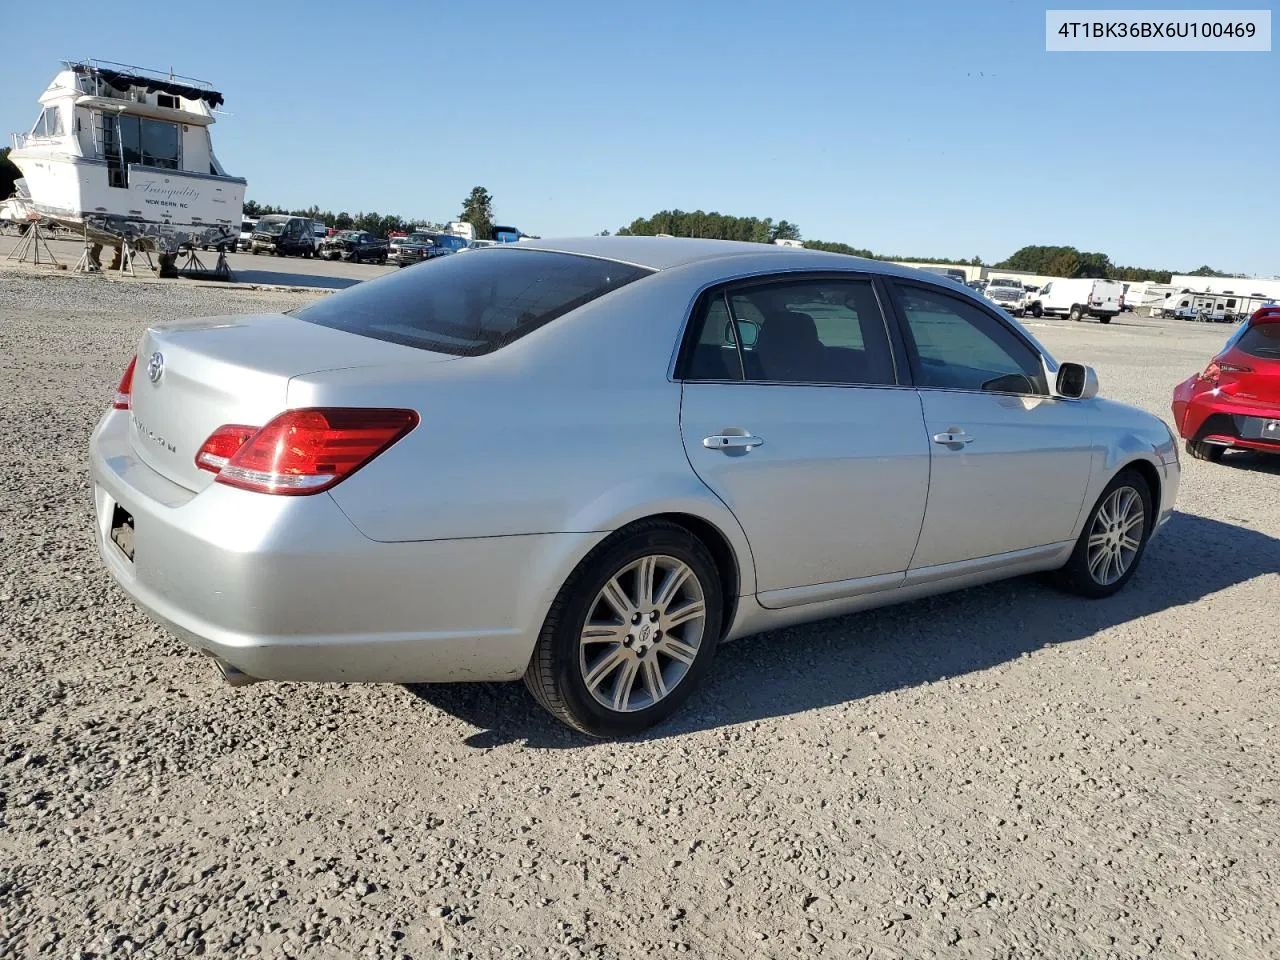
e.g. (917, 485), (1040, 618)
(10, 132), (31, 151)
(62, 59), (214, 91)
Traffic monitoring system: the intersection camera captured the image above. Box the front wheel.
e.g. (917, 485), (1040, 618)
(524, 520), (723, 737)
(1099, 315), (1111, 324)
(1051, 469), (1153, 598)
(1031, 303), (1043, 318)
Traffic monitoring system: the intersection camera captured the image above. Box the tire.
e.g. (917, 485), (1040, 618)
(1051, 468), (1153, 598)
(1186, 439), (1225, 463)
(1068, 304), (1083, 321)
(1099, 315), (1111, 324)
(1031, 303), (1043, 318)
(523, 519), (723, 737)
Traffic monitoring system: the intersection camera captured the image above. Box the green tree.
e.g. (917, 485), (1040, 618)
(0, 148), (20, 200)
(460, 186), (495, 241)
(771, 220), (801, 242)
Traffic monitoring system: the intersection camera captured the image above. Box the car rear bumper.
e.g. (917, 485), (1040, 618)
(1172, 376), (1280, 452)
(89, 409), (569, 684)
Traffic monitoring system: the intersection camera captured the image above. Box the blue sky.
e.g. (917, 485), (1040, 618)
(4, 1), (1276, 274)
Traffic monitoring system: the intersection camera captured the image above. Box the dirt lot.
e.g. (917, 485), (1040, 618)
(1, 266), (1276, 960)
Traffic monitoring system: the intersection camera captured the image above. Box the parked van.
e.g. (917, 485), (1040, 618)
(1029, 278), (1125, 323)
(250, 215), (317, 257)
(237, 217), (258, 251)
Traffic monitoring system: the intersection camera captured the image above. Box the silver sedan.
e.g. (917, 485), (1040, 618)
(90, 238), (1181, 736)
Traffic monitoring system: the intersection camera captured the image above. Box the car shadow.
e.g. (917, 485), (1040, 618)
(228, 269), (361, 290)
(403, 512), (1279, 748)
(1218, 451), (1280, 475)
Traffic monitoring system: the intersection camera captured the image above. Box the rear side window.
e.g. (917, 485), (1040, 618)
(682, 278), (897, 386)
(292, 250), (651, 356)
(1235, 322), (1280, 359)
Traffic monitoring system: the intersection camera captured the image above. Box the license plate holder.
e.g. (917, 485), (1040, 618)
(1239, 416), (1280, 441)
(109, 503), (135, 563)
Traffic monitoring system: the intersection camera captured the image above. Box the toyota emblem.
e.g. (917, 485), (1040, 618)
(147, 351), (165, 384)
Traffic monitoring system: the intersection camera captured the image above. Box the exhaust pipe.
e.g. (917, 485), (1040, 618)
(207, 654), (262, 688)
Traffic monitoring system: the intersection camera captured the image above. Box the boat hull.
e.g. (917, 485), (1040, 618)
(9, 152), (245, 252)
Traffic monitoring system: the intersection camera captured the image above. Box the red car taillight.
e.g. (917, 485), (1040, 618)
(1200, 359), (1253, 384)
(198, 408), (419, 495)
(113, 356), (137, 410)
(194, 424), (259, 473)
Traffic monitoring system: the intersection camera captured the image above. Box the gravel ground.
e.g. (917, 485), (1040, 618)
(1, 268), (1277, 960)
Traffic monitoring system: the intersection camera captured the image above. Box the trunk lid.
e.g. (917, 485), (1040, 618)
(127, 313), (453, 491)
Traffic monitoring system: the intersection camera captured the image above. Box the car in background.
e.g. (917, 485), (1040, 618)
(1172, 306), (1280, 462)
(250, 215), (318, 257)
(389, 232), (448, 268)
(311, 222), (330, 254)
(985, 277), (1026, 317)
(237, 218), (258, 252)
(89, 238), (1179, 736)
(321, 230), (389, 264)
(1028, 278), (1124, 323)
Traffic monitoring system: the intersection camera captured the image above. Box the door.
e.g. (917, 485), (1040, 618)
(888, 281), (1094, 570)
(679, 276), (930, 604)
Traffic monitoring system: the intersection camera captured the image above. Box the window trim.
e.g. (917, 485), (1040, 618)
(674, 271), (906, 388)
(883, 278), (1052, 398)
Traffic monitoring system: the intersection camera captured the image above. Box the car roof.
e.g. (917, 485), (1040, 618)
(511, 235), (927, 278)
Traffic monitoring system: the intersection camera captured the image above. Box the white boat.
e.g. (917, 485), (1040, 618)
(7, 59), (245, 253)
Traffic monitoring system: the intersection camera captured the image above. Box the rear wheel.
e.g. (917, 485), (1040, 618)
(1068, 304), (1084, 321)
(524, 520), (723, 737)
(1052, 468), (1153, 598)
(1186, 439), (1225, 462)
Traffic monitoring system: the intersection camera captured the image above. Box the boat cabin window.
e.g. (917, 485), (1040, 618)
(117, 115), (182, 170)
(30, 106), (65, 138)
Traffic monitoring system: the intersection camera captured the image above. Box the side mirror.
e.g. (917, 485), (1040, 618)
(724, 318), (759, 348)
(1056, 362), (1099, 399)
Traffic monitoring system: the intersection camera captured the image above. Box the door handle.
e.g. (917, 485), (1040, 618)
(932, 430), (975, 446)
(703, 434), (764, 451)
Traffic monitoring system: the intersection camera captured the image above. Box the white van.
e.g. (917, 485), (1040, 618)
(1029, 278), (1125, 323)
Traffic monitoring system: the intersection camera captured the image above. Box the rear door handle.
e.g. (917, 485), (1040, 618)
(932, 430), (975, 446)
(703, 434), (764, 451)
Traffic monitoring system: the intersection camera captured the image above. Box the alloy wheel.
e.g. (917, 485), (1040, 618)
(1086, 486), (1145, 586)
(578, 555), (706, 713)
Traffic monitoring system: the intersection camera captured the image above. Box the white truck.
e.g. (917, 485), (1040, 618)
(983, 277), (1027, 316)
(1027, 278), (1125, 323)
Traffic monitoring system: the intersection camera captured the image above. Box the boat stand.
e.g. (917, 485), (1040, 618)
(175, 245), (235, 282)
(6, 218), (61, 267)
(118, 239), (153, 278)
(73, 227), (101, 273)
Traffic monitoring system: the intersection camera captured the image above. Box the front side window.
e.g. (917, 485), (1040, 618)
(293, 249), (651, 356)
(683, 278), (897, 386)
(894, 284), (1048, 395)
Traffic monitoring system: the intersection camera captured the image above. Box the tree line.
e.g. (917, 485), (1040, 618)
(613, 210), (1255, 284)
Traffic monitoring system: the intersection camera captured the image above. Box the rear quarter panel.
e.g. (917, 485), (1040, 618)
(291, 265), (757, 591)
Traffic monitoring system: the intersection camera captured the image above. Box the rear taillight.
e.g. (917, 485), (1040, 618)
(204, 408), (419, 495)
(1200, 359), (1253, 384)
(195, 424), (259, 473)
(113, 356), (137, 410)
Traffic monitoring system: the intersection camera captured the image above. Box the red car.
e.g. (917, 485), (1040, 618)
(1172, 306), (1280, 462)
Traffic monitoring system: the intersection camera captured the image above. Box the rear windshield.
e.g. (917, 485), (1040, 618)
(292, 249), (652, 356)
(1235, 322), (1280, 359)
